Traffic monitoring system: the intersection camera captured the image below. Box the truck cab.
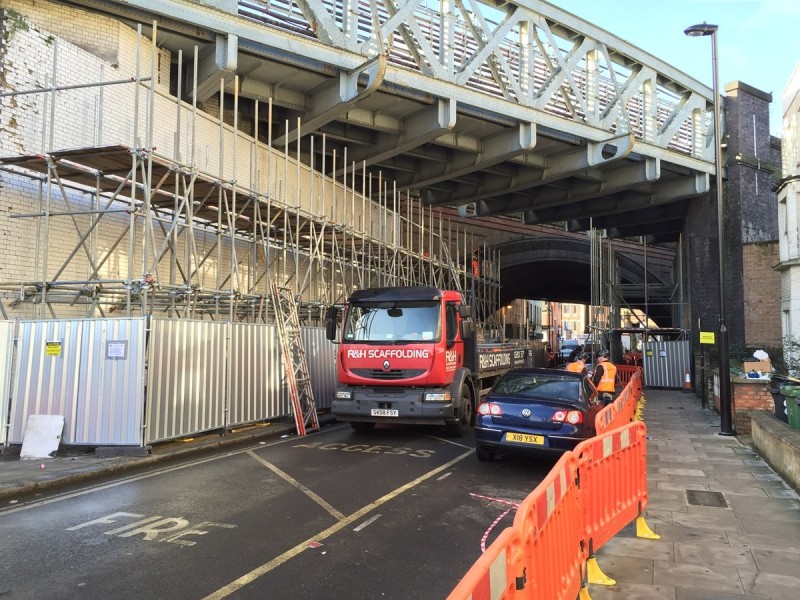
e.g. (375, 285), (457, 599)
(326, 286), (475, 436)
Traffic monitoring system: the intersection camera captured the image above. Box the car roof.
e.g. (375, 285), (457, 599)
(501, 367), (585, 380)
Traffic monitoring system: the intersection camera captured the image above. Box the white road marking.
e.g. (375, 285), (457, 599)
(245, 450), (346, 520)
(353, 514), (382, 532)
(0, 425), (349, 516)
(427, 435), (472, 449)
(437, 472), (452, 481)
(202, 449), (474, 600)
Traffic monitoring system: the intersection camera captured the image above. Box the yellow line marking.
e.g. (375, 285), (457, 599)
(245, 450), (345, 520)
(203, 449), (473, 600)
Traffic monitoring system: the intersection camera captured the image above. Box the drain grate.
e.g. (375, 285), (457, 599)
(686, 489), (728, 508)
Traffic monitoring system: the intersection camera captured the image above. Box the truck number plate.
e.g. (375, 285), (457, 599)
(505, 432), (544, 445)
(371, 408), (399, 417)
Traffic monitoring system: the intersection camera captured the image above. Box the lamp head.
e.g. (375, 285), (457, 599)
(684, 23), (718, 37)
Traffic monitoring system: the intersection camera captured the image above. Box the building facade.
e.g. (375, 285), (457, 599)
(776, 65), (800, 370)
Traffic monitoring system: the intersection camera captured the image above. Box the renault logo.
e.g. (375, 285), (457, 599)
(383, 360), (390, 371)
(521, 408), (531, 418)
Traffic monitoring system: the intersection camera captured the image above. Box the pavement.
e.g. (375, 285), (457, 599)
(2, 390), (800, 599)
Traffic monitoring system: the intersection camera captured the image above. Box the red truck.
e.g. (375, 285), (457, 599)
(325, 286), (530, 437)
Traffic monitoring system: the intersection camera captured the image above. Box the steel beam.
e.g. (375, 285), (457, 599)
(274, 56), (387, 146)
(342, 98), (457, 167)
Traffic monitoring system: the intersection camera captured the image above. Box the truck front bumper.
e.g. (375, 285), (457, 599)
(332, 387), (457, 425)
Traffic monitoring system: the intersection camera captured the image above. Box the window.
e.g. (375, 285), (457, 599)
(343, 302), (440, 342)
(446, 302), (458, 344)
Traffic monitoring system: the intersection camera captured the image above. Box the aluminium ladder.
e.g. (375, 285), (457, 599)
(270, 283), (319, 436)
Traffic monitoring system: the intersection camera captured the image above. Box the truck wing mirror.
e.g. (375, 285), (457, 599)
(325, 306), (339, 341)
(325, 319), (337, 341)
(458, 305), (472, 319)
(460, 319), (474, 340)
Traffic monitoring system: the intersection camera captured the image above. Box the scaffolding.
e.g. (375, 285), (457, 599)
(0, 22), (504, 326)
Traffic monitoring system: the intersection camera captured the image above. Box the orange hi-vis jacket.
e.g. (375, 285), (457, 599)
(566, 362), (586, 374)
(597, 362), (617, 393)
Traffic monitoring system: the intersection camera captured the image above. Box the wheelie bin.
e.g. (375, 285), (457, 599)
(782, 384), (800, 430)
(769, 374), (791, 423)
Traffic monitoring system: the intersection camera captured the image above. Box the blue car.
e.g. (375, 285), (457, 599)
(474, 368), (602, 461)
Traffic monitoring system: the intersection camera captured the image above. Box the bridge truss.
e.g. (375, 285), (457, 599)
(42, 0), (719, 244)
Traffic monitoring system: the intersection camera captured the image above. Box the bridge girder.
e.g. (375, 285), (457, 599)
(64, 0), (720, 244)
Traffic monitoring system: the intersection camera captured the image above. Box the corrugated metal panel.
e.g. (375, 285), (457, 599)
(302, 328), (336, 410)
(9, 320), (82, 444)
(0, 321), (15, 445)
(75, 319), (146, 445)
(228, 323), (289, 426)
(145, 319), (227, 444)
(643, 340), (691, 388)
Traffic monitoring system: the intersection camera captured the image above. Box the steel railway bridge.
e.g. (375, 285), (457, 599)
(0, 0), (712, 326)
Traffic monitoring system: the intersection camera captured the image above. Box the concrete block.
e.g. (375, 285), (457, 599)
(749, 410), (800, 491)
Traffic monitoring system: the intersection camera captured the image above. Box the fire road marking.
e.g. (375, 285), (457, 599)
(203, 449), (473, 600)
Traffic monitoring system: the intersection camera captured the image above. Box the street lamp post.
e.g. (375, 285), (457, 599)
(684, 23), (733, 435)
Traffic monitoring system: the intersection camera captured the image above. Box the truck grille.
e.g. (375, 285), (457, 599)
(351, 369), (425, 380)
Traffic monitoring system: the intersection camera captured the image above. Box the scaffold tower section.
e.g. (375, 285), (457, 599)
(270, 283), (319, 436)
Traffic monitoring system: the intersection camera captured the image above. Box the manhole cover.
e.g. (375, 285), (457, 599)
(686, 490), (728, 508)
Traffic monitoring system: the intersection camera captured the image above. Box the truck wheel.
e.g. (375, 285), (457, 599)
(446, 383), (473, 438)
(351, 421), (376, 433)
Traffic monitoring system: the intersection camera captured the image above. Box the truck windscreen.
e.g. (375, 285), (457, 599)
(343, 302), (440, 343)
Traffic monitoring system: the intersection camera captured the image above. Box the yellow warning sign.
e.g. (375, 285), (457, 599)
(45, 341), (62, 356)
(700, 331), (715, 345)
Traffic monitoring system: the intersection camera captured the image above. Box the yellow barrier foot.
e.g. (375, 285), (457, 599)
(586, 557), (616, 586)
(635, 394), (646, 421)
(578, 585), (592, 599)
(636, 516), (661, 539)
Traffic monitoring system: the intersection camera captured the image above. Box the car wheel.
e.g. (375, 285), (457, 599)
(475, 443), (496, 462)
(446, 383), (473, 438)
(350, 421), (376, 433)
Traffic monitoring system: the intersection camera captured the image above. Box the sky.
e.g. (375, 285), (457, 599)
(556, 0), (800, 136)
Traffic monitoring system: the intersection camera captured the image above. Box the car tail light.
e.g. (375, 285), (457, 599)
(478, 402), (503, 416)
(552, 410), (583, 424)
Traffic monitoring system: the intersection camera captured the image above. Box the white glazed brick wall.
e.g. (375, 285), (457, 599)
(0, 4), (411, 319)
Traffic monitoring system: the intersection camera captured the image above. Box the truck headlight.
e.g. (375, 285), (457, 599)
(335, 390), (352, 400)
(424, 392), (451, 402)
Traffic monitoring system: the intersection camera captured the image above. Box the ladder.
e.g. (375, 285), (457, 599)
(270, 283), (319, 436)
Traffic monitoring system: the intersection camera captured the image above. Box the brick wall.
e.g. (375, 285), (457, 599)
(743, 243), (782, 347)
(688, 81), (780, 374)
(0, 4), (405, 319)
(729, 379), (774, 434)
(723, 82), (780, 351)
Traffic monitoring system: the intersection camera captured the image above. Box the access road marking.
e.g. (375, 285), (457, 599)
(202, 449), (473, 600)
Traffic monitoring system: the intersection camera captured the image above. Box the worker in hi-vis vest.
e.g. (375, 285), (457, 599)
(592, 350), (617, 404)
(565, 353), (589, 377)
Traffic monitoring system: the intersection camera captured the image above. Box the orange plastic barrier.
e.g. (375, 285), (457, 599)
(575, 421), (649, 555)
(446, 527), (523, 600)
(512, 452), (584, 600)
(449, 421), (654, 599)
(616, 365), (642, 388)
(595, 369), (642, 434)
(448, 453), (584, 600)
